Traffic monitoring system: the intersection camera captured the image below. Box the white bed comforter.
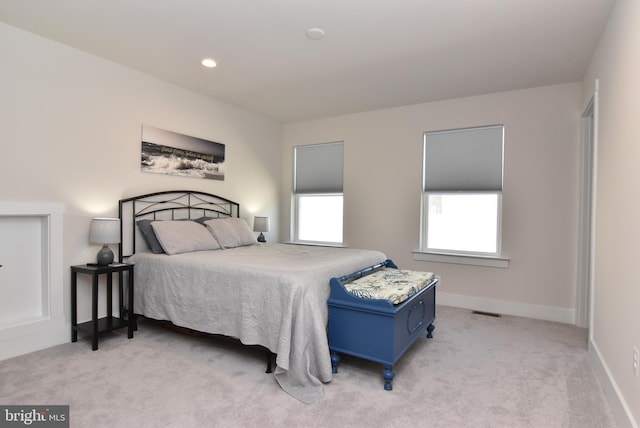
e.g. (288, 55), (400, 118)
(129, 243), (386, 403)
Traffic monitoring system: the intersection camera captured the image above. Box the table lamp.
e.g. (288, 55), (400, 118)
(89, 218), (121, 265)
(253, 216), (270, 243)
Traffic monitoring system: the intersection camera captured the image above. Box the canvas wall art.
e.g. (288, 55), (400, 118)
(141, 126), (225, 180)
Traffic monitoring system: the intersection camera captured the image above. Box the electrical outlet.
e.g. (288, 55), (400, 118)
(634, 347), (639, 378)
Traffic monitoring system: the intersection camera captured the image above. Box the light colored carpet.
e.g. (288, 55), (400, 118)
(0, 306), (617, 428)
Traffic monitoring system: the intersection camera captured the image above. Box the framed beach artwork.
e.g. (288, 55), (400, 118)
(141, 125), (225, 181)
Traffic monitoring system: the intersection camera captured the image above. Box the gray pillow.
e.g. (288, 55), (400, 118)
(151, 220), (222, 255)
(194, 216), (217, 225)
(204, 218), (257, 249)
(137, 219), (165, 254)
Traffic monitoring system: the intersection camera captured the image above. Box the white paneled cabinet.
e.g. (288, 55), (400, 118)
(0, 203), (66, 360)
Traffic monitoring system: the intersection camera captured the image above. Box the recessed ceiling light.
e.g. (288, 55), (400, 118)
(201, 58), (217, 68)
(306, 28), (325, 40)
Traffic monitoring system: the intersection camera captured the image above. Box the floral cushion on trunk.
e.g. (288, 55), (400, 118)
(344, 268), (435, 305)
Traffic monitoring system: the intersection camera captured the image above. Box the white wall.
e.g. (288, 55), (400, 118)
(282, 83), (582, 323)
(0, 23), (283, 339)
(583, 0), (640, 425)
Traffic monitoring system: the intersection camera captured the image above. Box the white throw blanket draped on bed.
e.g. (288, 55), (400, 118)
(129, 243), (386, 403)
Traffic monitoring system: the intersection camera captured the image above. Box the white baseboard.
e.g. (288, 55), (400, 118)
(0, 319), (69, 361)
(589, 340), (638, 428)
(436, 291), (575, 324)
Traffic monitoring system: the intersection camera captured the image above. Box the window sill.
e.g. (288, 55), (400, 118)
(412, 251), (510, 268)
(285, 241), (346, 248)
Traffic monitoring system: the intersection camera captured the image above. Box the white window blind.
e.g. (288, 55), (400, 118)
(423, 125), (503, 192)
(294, 142), (344, 193)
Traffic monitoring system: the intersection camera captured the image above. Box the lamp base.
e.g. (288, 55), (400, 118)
(96, 245), (114, 265)
(257, 232), (266, 243)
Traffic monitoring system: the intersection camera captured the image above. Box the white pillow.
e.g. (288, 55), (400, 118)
(150, 220), (221, 255)
(204, 218), (257, 249)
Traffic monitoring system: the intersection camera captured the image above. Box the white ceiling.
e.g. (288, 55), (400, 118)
(0, 0), (615, 123)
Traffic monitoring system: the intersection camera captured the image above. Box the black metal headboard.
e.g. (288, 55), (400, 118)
(118, 190), (240, 260)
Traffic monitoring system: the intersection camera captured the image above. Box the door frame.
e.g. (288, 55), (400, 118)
(576, 80), (599, 336)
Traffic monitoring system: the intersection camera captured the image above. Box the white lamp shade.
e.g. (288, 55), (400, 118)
(253, 216), (270, 233)
(89, 218), (121, 244)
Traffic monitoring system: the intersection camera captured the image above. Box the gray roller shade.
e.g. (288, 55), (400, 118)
(294, 142), (344, 193)
(423, 125), (503, 192)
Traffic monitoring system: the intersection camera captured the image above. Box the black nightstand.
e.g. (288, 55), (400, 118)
(71, 263), (135, 350)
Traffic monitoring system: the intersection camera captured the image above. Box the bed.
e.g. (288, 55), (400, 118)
(118, 190), (387, 403)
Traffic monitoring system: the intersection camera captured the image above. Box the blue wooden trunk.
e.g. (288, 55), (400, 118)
(328, 259), (437, 390)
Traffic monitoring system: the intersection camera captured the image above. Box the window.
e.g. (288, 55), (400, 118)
(421, 125), (504, 256)
(295, 194), (343, 243)
(425, 193), (500, 253)
(293, 142), (344, 245)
